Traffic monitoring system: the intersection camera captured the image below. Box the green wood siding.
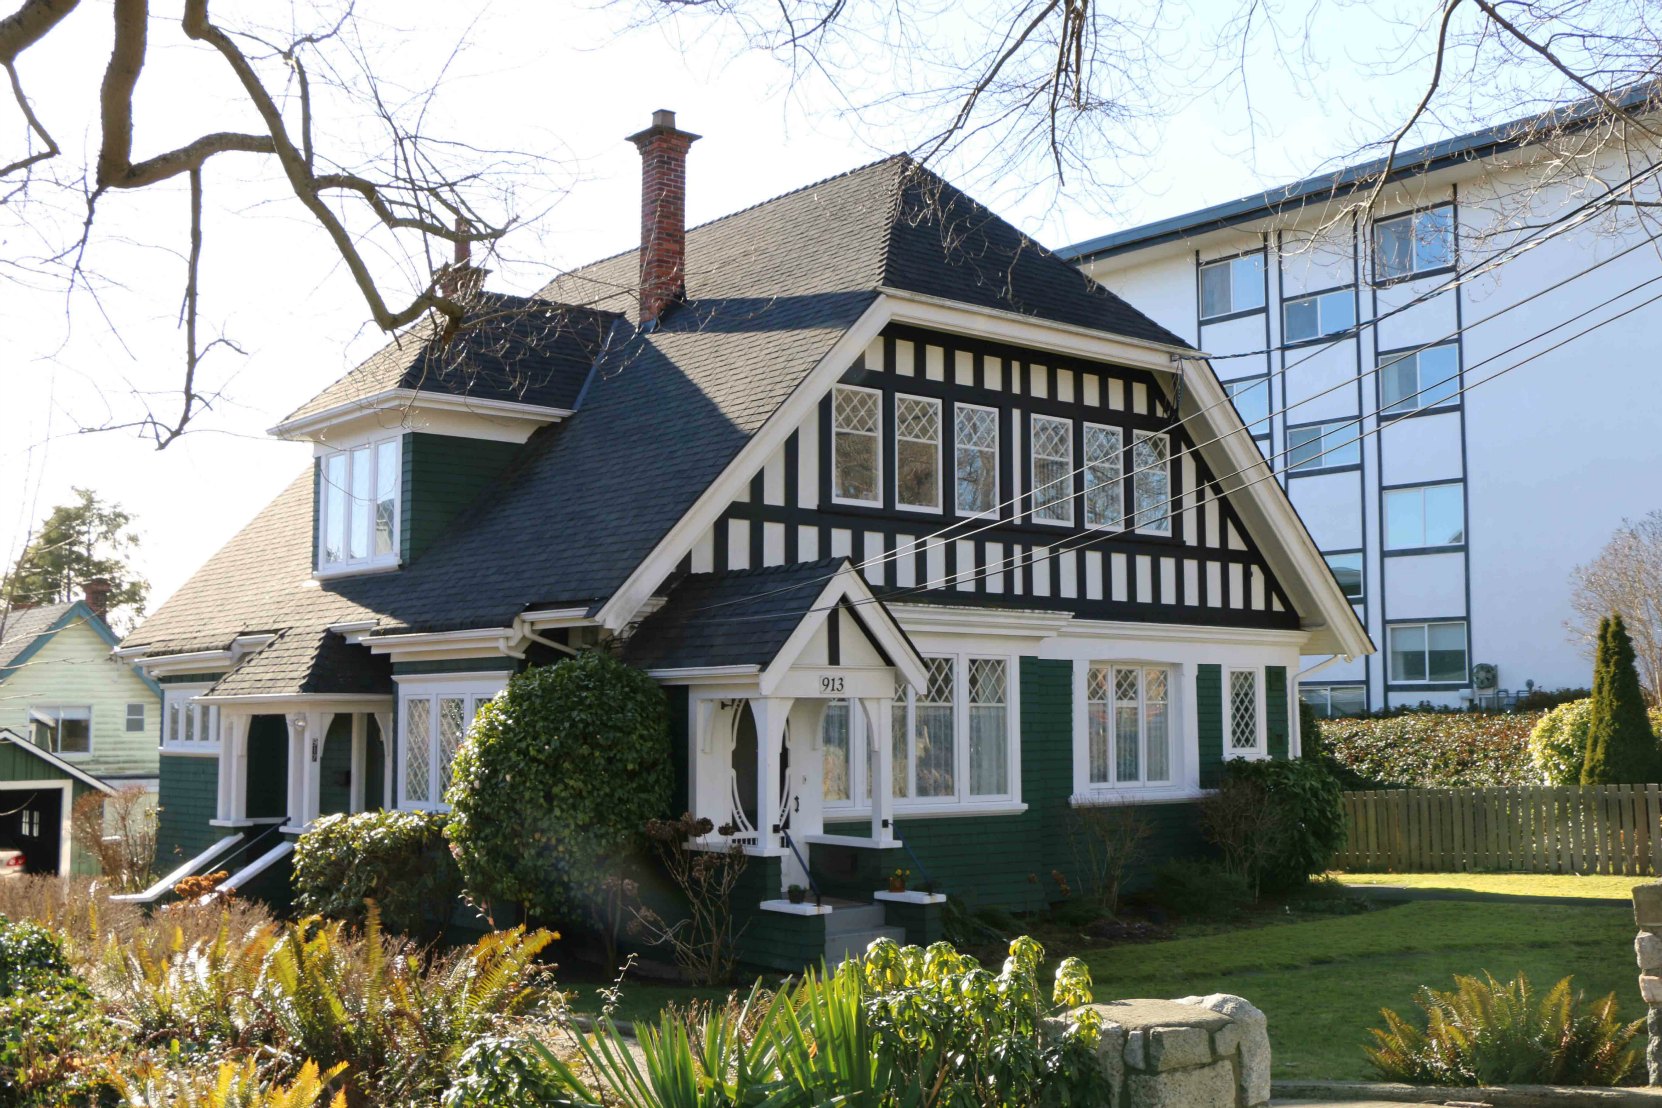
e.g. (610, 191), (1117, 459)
(1266, 665), (1289, 759)
(1197, 664), (1223, 788)
(155, 753), (220, 866)
(400, 433), (522, 564)
(0, 741), (76, 782)
(734, 857), (827, 971)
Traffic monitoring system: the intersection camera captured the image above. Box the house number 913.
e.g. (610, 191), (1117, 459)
(819, 676), (845, 693)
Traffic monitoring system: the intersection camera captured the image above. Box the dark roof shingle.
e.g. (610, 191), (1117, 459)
(624, 559), (848, 671)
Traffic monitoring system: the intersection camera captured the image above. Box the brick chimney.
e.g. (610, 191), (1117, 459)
(437, 218), (486, 302)
(81, 578), (112, 621)
(627, 109), (700, 325)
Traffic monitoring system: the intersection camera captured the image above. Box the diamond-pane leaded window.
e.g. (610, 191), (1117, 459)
(438, 697), (466, 795)
(1229, 670), (1259, 751)
(1086, 665), (1172, 787)
(832, 386), (880, 503)
(915, 657), (956, 797)
(1084, 424), (1123, 529)
(967, 658), (1008, 797)
(955, 406), (998, 515)
(895, 395), (941, 509)
(1031, 415), (1073, 523)
(405, 698), (432, 804)
(400, 682), (502, 811)
(1132, 432), (1171, 533)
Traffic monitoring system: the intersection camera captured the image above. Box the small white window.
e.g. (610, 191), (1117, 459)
(1384, 484), (1464, 550)
(125, 702), (146, 732)
(1301, 684), (1367, 718)
(30, 707), (91, 755)
(318, 436), (401, 573)
(1287, 421), (1360, 472)
(954, 404), (999, 516)
(20, 809), (41, 838)
(894, 395), (941, 511)
(399, 678), (505, 812)
(831, 386), (882, 506)
(1375, 208), (1454, 281)
(1132, 431), (1171, 534)
(1223, 378), (1270, 438)
(1380, 344), (1460, 413)
(1030, 415), (1074, 525)
(1086, 665), (1170, 786)
(1282, 289), (1355, 343)
(1389, 621), (1468, 684)
(162, 687), (219, 752)
(1228, 669), (1263, 755)
(1199, 253), (1266, 319)
(1083, 423), (1123, 530)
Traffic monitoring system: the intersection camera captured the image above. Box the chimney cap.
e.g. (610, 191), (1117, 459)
(626, 108), (701, 148)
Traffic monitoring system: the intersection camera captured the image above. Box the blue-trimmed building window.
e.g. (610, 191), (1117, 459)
(1199, 253), (1265, 319)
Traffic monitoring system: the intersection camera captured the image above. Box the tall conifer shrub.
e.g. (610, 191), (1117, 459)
(1581, 614), (1659, 784)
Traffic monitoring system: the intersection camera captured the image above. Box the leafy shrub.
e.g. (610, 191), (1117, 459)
(1318, 712), (1541, 787)
(0, 918), (112, 1105)
(491, 935), (1109, 1108)
(1367, 972), (1641, 1086)
(0, 917), (72, 996)
(1583, 614), (1662, 784)
(1530, 698), (1662, 785)
(1151, 859), (1251, 919)
(447, 651), (672, 933)
(1207, 757), (1346, 894)
(293, 810), (461, 937)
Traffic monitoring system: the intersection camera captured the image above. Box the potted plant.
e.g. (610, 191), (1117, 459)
(887, 868), (911, 894)
(786, 883), (807, 905)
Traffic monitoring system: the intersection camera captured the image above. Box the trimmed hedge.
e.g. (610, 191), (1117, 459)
(293, 810), (461, 936)
(1318, 712), (1541, 787)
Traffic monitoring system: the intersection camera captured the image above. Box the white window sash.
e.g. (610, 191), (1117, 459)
(1029, 414), (1074, 526)
(1083, 664), (1173, 789)
(894, 394), (942, 512)
(160, 687), (219, 753)
(1227, 667), (1266, 758)
(1132, 431), (1172, 535)
(317, 435), (402, 574)
(953, 403), (1000, 518)
(395, 676), (506, 813)
(830, 385), (883, 507)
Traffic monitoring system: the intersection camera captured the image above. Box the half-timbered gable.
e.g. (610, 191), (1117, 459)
(693, 324), (1295, 628)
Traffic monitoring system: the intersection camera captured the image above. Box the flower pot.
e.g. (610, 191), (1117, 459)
(887, 877), (906, 894)
(787, 887), (807, 904)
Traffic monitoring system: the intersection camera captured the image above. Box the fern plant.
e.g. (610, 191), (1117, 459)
(1366, 971), (1642, 1086)
(113, 1059), (348, 1108)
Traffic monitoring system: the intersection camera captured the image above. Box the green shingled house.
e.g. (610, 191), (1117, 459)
(119, 111), (1371, 965)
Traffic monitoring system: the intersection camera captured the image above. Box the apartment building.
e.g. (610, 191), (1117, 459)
(1064, 107), (1662, 712)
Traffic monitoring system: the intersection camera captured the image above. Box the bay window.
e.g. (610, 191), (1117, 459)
(1086, 664), (1170, 786)
(399, 677), (505, 811)
(318, 436), (401, 573)
(162, 686), (218, 753)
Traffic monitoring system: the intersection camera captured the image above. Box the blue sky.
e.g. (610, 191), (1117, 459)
(0, 0), (1518, 611)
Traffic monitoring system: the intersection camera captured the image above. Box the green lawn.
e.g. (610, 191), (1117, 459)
(1078, 901), (1640, 1080)
(1331, 871), (1642, 900)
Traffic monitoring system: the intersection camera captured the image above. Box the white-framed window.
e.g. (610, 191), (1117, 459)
(19, 809), (41, 838)
(1132, 431), (1171, 534)
(125, 702), (146, 732)
(954, 404), (999, 517)
(1085, 664), (1171, 786)
(894, 394), (941, 511)
(1282, 289), (1355, 343)
(1083, 423), (1123, 530)
(1380, 343), (1460, 413)
(30, 706), (90, 756)
(1384, 483), (1464, 550)
(1030, 414), (1074, 525)
(398, 676), (506, 812)
(1287, 420), (1360, 472)
(1228, 668), (1264, 756)
(1301, 684), (1367, 719)
(318, 436), (401, 573)
(1389, 621), (1468, 684)
(162, 686), (219, 752)
(1199, 253), (1266, 319)
(1374, 207), (1454, 281)
(831, 385), (882, 506)
(1223, 377), (1270, 438)
(1324, 552), (1364, 601)
(824, 654), (1019, 810)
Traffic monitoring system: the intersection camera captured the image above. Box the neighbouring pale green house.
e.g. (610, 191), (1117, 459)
(119, 113), (1372, 966)
(0, 594), (159, 874)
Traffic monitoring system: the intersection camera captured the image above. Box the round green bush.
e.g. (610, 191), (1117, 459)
(0, 917), (71, 998)
(293, 810), (461, 936)
(446, 650), (672, 929)
(1220, 757), (1346, 892)
(1529, 698), (1662, 786)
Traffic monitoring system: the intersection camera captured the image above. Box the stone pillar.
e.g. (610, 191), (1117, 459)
(1633, 885), (1662, 1083)
(1071, 995), (1270, 1108)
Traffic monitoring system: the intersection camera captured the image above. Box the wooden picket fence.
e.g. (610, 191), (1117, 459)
(1337, 785), (1662, 875)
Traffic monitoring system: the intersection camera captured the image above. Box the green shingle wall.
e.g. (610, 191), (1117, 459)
(881, 899), (943, 946)
(155, 753), (220, 867)
(1196, 664), (1223, 788)
(400, 433), (523, 564)
(734, 857), (828, 971)
(1266, 665), (1289, 759)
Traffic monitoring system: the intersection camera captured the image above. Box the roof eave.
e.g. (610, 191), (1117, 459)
(270, 388), (572, 441)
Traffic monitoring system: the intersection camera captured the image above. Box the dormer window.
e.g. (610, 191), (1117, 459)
(318, 436), (401, 573)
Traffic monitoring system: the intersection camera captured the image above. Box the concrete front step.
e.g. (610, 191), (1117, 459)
(825, 926), (905, 965)
(823, 903), (888, 935)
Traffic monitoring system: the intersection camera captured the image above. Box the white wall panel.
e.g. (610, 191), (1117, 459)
(1287, 472), (1363, 550)
(1379, 411), (1463, 486)
(1283, 342), (1361, 423)
(1383, 552), (1467, 618)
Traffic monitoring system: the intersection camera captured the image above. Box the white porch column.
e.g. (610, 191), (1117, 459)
(863, 696), (898, 846)
(284, 711), (334, 830)
(749, 697), (793, 849)
(349, 714), (368, 814)
(215, 712), (251, 824)
(375, 711), (393, 810)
